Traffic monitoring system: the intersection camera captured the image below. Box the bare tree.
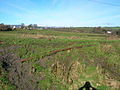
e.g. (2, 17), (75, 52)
(21, 23), (25, 29)
(28, 24), (32, 30)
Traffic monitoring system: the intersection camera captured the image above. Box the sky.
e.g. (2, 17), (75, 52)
(0, 0), (120, 27)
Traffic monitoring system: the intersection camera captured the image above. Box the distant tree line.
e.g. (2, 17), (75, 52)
(1, 22), (120, 36)
(0, 23), (12, 31)
(21, 23), (38, 30)
(48, 26), (120, 36)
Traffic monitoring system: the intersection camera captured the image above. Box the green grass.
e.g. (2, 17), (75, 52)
(0, 29), (108, 40)
(0, 29), (120, 90)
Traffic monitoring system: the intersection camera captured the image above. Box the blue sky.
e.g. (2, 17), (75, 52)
(0, 0), (120, 27)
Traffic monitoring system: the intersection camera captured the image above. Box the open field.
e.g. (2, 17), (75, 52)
(0, 29), (120, 90)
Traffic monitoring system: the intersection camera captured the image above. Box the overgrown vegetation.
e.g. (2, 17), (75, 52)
(0, 29), (120, 90)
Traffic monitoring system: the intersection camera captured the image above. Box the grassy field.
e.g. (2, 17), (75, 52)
(0, 29), (120, 90)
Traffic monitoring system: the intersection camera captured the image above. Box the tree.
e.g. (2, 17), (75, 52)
(116, 29), (120, 36)
(28, 24), (32, 30)
(0, 23), (4, 25)
(21, 23), (25, 29)
(0, 24), (12, 31)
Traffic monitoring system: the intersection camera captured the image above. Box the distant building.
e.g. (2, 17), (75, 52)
(13, 26), (16, 30)
(107, 31), (112, 34)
